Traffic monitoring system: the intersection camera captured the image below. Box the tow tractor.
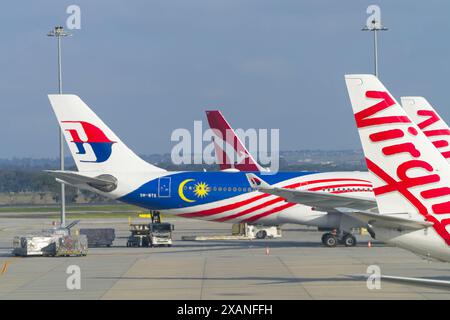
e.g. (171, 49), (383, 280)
(126, 212), (174, 247)
(232, 223), (281, 239)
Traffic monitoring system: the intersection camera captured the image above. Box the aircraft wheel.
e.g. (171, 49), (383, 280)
(343, 234), (357, 247)
(323, 234), (338, 247)
(256, 230), (267, 239)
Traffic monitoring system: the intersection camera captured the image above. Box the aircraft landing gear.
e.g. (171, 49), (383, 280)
(321, 231), (357, 247)
(322, 233), (338, 247)
(342, 233), (357, 247)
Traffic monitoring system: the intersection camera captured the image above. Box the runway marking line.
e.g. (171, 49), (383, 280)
(1, 261), (10, 275)
(1, 257), (20, 276)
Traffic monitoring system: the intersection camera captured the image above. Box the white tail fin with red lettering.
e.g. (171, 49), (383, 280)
(401, 96), (450, 163)
(345, 75), (450, 246)
(48, 94), (165, 174)
(205, 110), (264, 172)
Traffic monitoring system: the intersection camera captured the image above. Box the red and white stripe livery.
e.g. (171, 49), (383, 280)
(346, 74), (450, 262)
(401, 96), (450, 163)
(169, 172), (373, 226)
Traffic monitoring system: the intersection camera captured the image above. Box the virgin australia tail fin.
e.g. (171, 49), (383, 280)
(401, 96), (450, 163)
(48, 94), (165, 173)
(345, 74), (450, 245)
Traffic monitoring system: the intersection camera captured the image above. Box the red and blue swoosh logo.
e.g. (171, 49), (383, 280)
(62, 121), (116, 163)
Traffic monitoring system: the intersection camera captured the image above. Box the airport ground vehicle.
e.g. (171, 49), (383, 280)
(127, 223), (150, 247)
(47, 235), (88, 257)
(12, 221), (88, 257)
(148, 222), (174, 247)
(79, 228), (115, 247)
(127, 222), (173, 247)
(13, 234), (87, 257)
(13, 235), (56, 256)
(232, 223), (281, 239)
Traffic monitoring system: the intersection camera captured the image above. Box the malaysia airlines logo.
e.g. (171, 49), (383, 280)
(356, 91), (450, 245)
(62, 121), (116, 163)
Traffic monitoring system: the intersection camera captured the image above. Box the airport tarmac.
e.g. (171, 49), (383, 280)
(0, 216), (449, 300)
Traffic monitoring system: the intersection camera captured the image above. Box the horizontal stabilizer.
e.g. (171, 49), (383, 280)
(46, 170), (118, 192)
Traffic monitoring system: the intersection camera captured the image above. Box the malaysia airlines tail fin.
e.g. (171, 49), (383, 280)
(344, 75), (450, 244)
(48, 94), (165, 173)
(401, 96), (450, 163)
(205, 110), (264, 172)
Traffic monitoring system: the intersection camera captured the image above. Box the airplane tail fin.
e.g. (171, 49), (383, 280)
(344, 74), (450, 245)
(245, 173), (270, 189)
(205, 110), (263, 172)
(401, 96), (450, 163)
(48, 94), (165, 174)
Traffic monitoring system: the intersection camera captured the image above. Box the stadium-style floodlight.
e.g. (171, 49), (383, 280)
(362, 19), (388, 78)
(47, 26), (71, 227)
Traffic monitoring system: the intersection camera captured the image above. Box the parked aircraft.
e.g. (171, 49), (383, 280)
(248, 74), (450, 263)
(47, 95), (377, 247)
(345, 75), (450, 262)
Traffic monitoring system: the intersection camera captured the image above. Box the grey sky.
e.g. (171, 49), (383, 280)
(1, 0), (450, 158)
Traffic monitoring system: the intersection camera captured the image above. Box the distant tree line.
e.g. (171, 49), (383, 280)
(0, 151), (366, 204)
(0, 162), (366, 194)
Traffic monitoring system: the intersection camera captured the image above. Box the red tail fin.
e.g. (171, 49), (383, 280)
(206, 110), (262, 172)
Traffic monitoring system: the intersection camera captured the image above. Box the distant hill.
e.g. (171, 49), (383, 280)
(0, 150), (366, 205)
(0, 150), (365, 170)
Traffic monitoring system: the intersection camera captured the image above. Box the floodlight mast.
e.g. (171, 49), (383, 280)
(47, 26), (71, 228)
(362, 19), (388, 78)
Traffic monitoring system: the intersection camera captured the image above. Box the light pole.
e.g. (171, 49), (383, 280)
(47, 26), (71, 227)
(362, 19), (388, 78)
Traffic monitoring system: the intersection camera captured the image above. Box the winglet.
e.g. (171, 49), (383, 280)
(245, 173), (270, 189)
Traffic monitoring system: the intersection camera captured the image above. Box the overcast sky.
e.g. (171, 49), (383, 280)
(1, 0), (450, 158)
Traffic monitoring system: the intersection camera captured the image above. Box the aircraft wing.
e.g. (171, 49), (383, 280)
(46, 170), (117, 192)
(337, 208), (433, 231)
(245, 173), (432, 230)
(245, 173), (377, 211)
